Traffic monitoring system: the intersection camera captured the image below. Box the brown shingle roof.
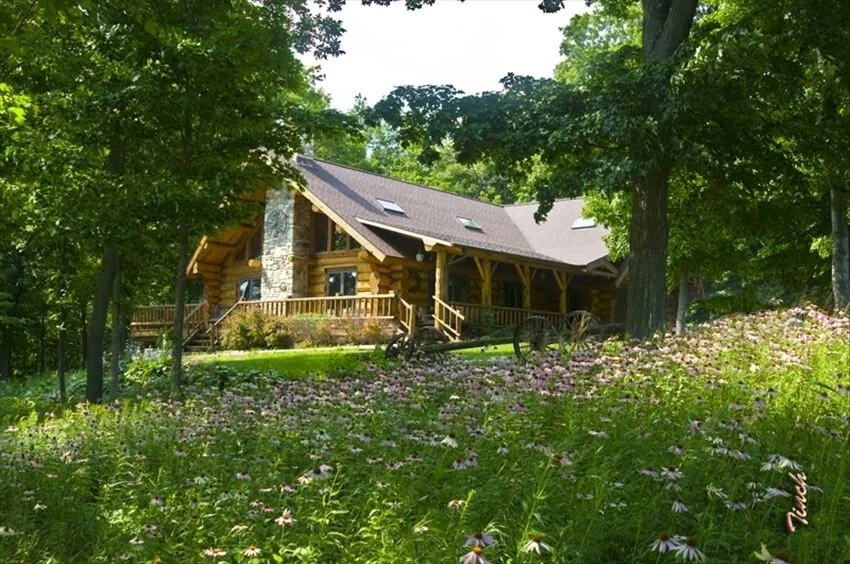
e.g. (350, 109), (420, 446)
(296, 156), (609, 268)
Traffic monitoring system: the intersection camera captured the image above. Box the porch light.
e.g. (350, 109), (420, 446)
(415, 250), (425, 263)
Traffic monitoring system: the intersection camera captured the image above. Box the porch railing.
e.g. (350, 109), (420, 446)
(132, 303), (204, 327)
(397, 294), (417, 335)
(433, 296), (464, 341)
(452, 302), (565, 328)
(235, 294), (399, 319)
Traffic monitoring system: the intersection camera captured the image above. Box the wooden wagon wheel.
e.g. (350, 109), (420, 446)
(406, 325), (449, 361)
(513, 316), (562, 361)
(384, 332), (412, 360)
(561, 310), (602, 355)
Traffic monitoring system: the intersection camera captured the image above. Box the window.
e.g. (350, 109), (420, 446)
(448, 276), (468, 303)
(313, 212), (360, 253)
(503, 282), (523, 308)
(326, 269), (357, 296)
(376, 198), (405, 214)
(571, 217), (597, 229)
(235, 224), (264, 263)
(314, 214), (329, 252)
(238, 278), (261, 301)
(456, 216), (482, 230)
(331, 223), (348, 251)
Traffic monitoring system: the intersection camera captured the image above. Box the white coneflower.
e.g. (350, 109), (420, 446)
(413, 524), (429, 534)
(33, 501), (46, 511)
(459, 546), (490, 564)
(229, 524), (248, 533)
(753, 544), (790, 564)
(671, 501), (689, 513)
(661, 466), (682, 480)
(762, 487), (792, 500)
(521, 533), (552, 554)
(705, 485), (727, 499)
(689, 420), (702, 433)
(496, 445), (509, 456)
(673, 536), (706, 561)
(453, 459), (468, 470)
(202, 547), (227, 558)
(0, 526), (16, 537)
(649, 532), (681, 553)
(465, 531), (496, 548)
(448, 499), (465, 509)
(236, 472), (251, 481)
(242, 545), (262, 557)
(274, 509), (295, 526)
(668, 445), (685, 456)
(761, 454), (802, 472)
(641, 468), (660, 478)
(725, 499), (748, 511)
(666, 481), (682, 492)
(129, 537), (144, 545)
(441, 435), (459, 448)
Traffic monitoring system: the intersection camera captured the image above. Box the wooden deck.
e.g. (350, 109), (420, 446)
(130, 294), (566, 345)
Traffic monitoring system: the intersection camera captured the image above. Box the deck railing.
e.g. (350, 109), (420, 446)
(132, 303), (204, 327)
(452, 302), (564, 328)
(235, 294), (399, 319)
(433, 296), (464, 341)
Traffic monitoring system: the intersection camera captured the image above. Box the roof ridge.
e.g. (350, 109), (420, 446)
(306, 155), (511, 209)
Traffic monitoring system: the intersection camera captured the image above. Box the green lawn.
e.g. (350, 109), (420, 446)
(188, 342), (517, 375)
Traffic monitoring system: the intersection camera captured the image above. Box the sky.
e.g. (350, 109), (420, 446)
(302, 0), (591, 111)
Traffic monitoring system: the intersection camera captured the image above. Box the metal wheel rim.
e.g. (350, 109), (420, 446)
(514, 316), (559, 361)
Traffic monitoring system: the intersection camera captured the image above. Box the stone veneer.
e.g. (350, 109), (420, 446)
(261, 188), (312, 299)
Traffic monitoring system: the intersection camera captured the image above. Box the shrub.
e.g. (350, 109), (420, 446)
(220, 309), (294, 350)
(282, 314), (334, 347)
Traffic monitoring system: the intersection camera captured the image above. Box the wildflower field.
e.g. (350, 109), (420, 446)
(1, 307), (848, 563)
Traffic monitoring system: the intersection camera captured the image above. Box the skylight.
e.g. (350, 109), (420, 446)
(456, 217), (482, 231)
(376, 198), (405, 214)
(571, 217), (597, 230)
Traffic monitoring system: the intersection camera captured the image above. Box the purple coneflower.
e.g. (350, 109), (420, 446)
(441, 435), (459, 448)
(242, 545), (262, 557)
(661, 466), (682, 480)
(274, 509), (295, 526)
(465, 531), (496, 547)
(521, 533), (552, 554)
(753, 544), (790, 563)
(649, 532), (681, 553)
(671, 501), (688, 513)
(459, 546), (490, 564)
(202, 548), (227, 559)
(673, 536), (706, 562)
(668, 445), (685, 456)
(725, 499), (748, 511)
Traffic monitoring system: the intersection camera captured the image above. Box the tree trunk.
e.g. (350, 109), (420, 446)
(171, 221), (190, 391)
(0, 324), (11, 380)
(38, 308), (46, 374)
(86, 246), (119, 403)
(109, 254), (121, 399)
(676, 269), (688, 335)
(58, 310), (67, 401)
(627, 168), (670, 338)
(79, 298), (88, 369)
(624, 0), (698, 339)
(831, 179), (850, 312)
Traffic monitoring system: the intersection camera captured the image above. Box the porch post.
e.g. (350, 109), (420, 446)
(474, 257), (493, 306)
(435, 248), (448, 302)
(515, 263), (532, 310)
(554, 270), (571, 313)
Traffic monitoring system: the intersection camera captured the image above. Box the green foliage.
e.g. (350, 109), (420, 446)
(220, 311), (390, 351)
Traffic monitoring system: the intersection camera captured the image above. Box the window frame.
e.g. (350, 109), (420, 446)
(325, 267), (358, 297)
(237, 277), (262, 301)
(312, 212), (361, 254)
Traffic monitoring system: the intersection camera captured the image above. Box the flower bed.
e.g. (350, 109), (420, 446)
(0, 307), (847, 562)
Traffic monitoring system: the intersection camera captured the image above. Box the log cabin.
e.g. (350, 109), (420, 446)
(131, 155), (633, 348)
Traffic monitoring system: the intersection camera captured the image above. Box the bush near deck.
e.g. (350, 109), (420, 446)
(220, 311), (392, 350)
